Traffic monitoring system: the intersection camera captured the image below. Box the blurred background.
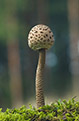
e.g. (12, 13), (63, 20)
(0, 0), (79, 110)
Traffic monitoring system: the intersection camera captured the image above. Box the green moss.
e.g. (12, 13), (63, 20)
(0, 97), (79, 121)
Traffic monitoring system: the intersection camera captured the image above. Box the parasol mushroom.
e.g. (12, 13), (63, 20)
(28, 24), (54, 108)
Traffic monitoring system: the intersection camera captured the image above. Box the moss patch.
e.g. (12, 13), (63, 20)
(0, 97), (79, 121)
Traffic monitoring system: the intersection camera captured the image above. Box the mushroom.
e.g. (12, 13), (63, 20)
(28, 24), (54, 108)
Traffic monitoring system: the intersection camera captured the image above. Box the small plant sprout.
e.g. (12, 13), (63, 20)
(28, 24), (54, 108)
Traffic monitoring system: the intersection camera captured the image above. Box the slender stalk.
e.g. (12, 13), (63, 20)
(35, 49), (46, 108)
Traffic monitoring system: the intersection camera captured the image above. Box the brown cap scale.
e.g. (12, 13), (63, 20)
(28, 24), (54, 50)
(28, 24), (54, 108)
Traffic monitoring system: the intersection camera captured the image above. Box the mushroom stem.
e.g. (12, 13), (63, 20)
(35, 49), (46, 108)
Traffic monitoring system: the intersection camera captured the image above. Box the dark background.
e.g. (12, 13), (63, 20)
(0, 0), (79, 110)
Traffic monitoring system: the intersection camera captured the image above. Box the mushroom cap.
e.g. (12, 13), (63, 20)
(28, 24), (54, 50)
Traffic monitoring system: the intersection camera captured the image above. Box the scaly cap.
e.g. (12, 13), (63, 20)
(28, 24), (54, 50)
